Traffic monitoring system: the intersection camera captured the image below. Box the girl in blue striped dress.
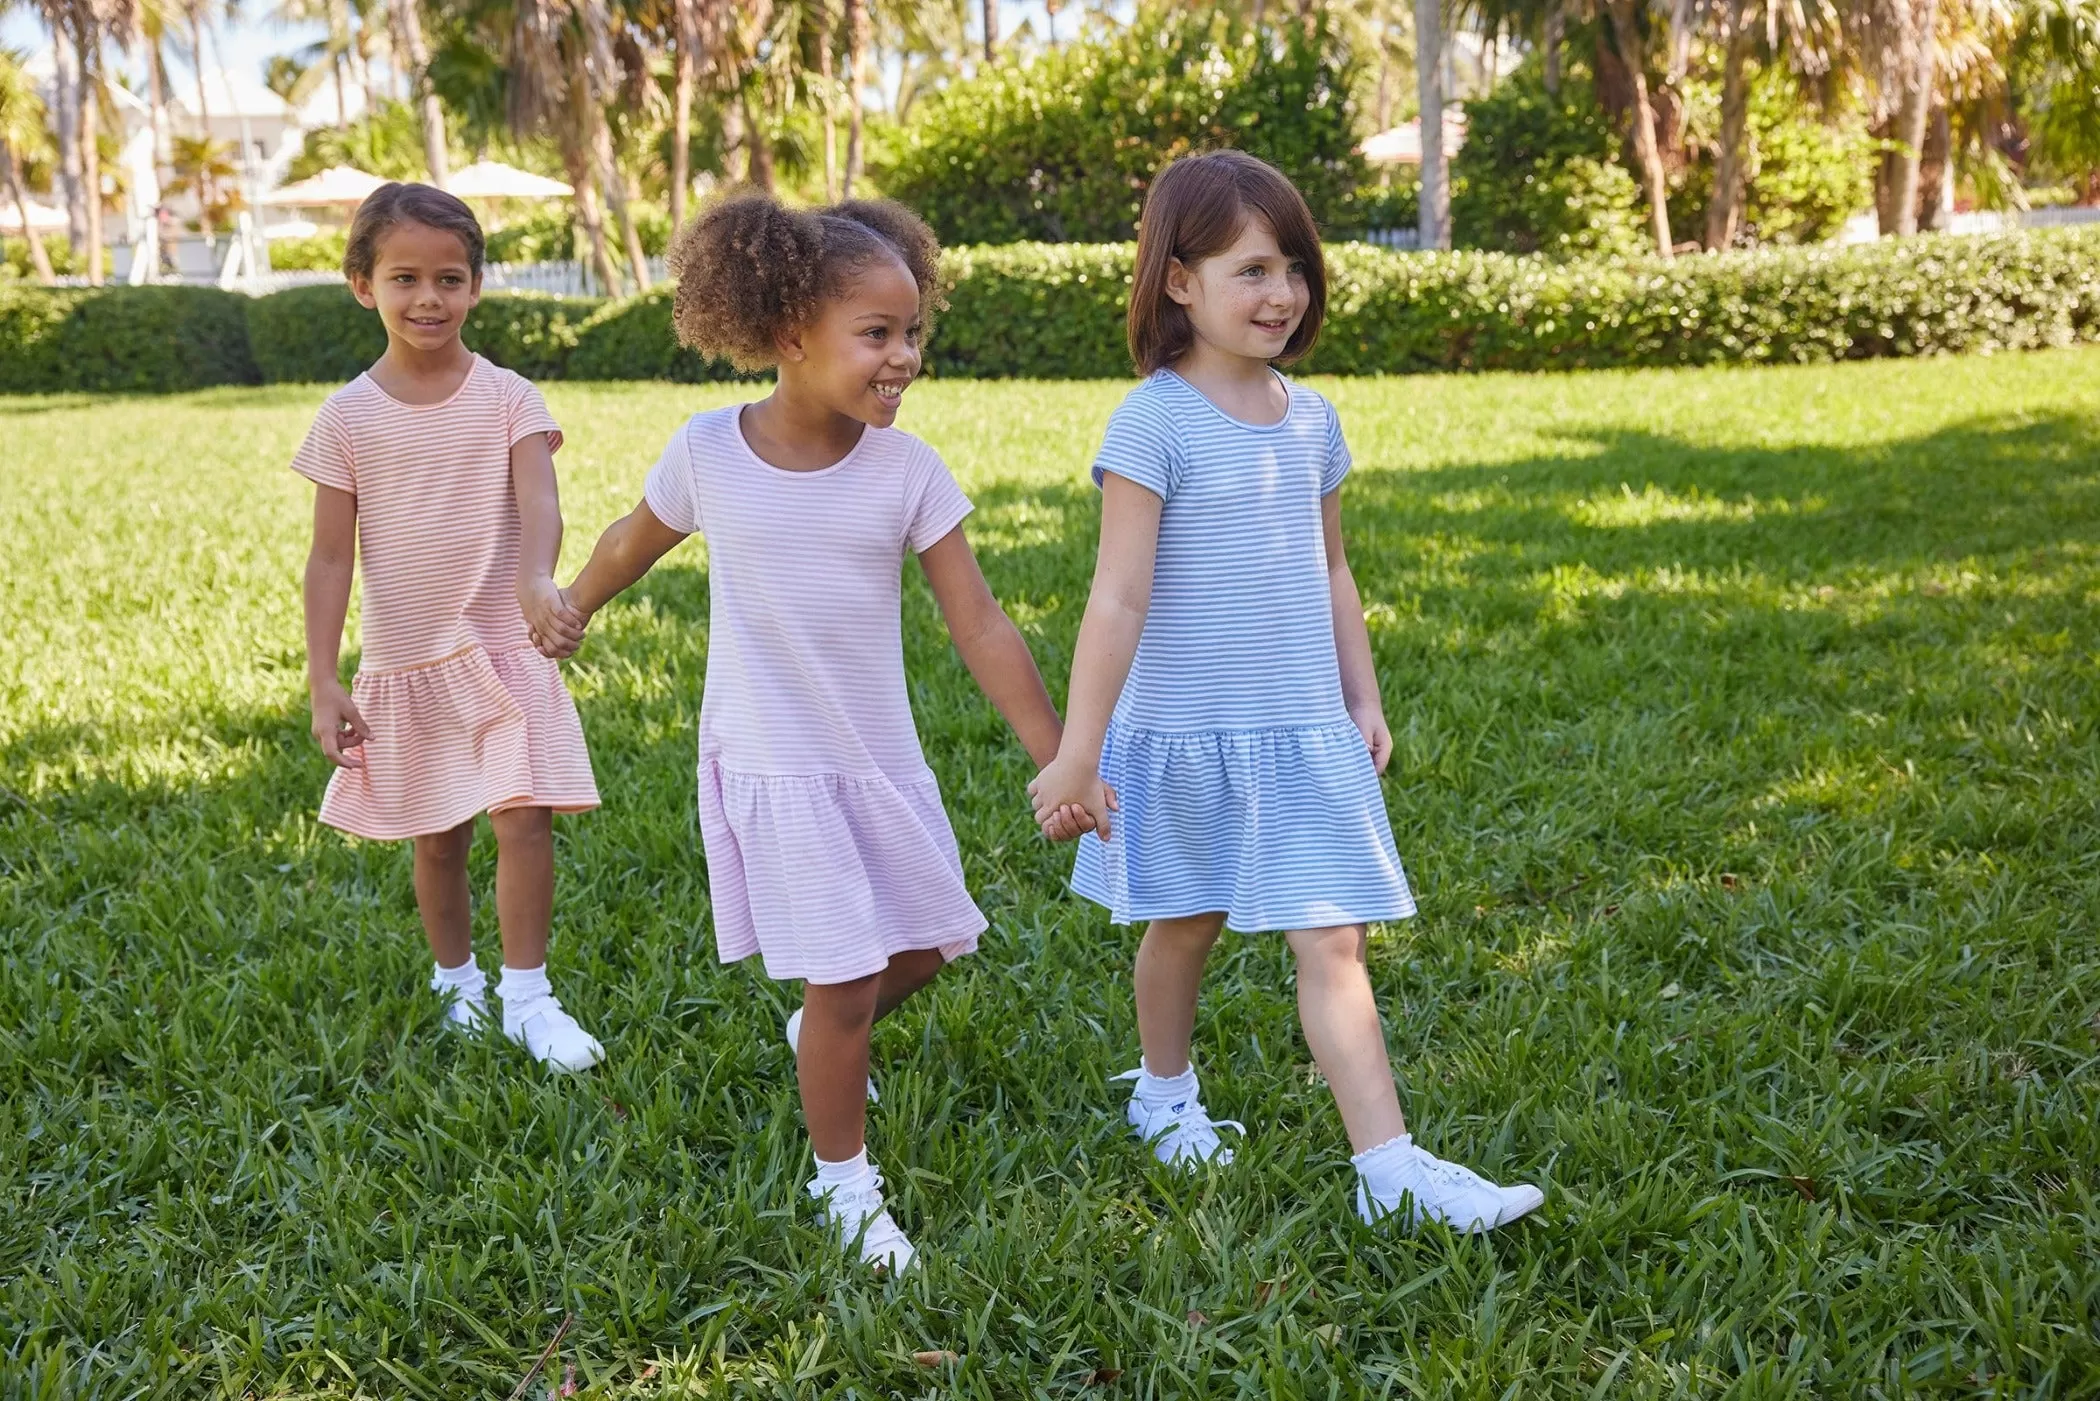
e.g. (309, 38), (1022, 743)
(1030, 151), (1543, 1233)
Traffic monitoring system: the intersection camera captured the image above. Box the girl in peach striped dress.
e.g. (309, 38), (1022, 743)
(296, 184), (604, 1071)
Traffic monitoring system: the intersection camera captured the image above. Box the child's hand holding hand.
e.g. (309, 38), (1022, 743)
(310, 681), (369, 768)
(1029, 755), (1119, 842)
(1352, 704), (1394, 775)
(521, 576), (589, 659)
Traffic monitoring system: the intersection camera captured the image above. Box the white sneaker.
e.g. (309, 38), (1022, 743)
(808, 1165), (917, 1274)
(785, 1007), (879, 1103)
(1356, 1143), (1544, 1233)
(429, 967), (488, 1030)
(501, 991), (605, 1072)
(1116, 1066), (1244, 1168)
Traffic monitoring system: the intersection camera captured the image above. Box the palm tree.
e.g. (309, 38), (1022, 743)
(1416, 0), (1449, 248)
(0, 45), (56, 283)
(164, 129), (236, 230)
(574, 0), (648, 284)
(39, 0), (138, 284)
(388, 0), (448, 182)
(979, 0), (995, 58)
(508, 0), (625, 292)
(1602, 0), (1675, 253)
(842, 0), (867, 194)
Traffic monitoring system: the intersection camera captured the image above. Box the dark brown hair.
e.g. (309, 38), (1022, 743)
(1127, 150), (1326, 375)
(343, 182), (486, 281)
(666, 192), (943, 371)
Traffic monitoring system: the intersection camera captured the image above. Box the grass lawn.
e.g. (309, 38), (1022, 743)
(3, 348), (2098, 1398)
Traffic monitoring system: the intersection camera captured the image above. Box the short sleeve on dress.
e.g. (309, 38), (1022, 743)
(289, 398), (356, 493)
(904, 444), (974, 553)
(1090, 387), (1182, 500)
(642, 418), (702, 535)
(1321, 397), (1352, 496)
(504, 373), (565, 454)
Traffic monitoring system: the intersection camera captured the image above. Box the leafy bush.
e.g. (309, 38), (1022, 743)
(486, 210), (578, 265)
(933, 243), (1133, 379)
(0, 284), (257, 391)
(566, 288), (741, 382)
(1667, 65), (1875, 247)
(882, 4), (1365, 244)
(286, 100), (436, 183)
(1334, 181), (1420, 236)
(1452, 68), (1650, 259)
(1, 236), (100, 280)
(244, 282), (601, 382)
(264, 230), (349, 273)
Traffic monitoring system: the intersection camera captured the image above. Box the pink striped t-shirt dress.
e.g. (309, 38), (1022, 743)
(642, 406), (987, 985)
(290, 355), (599, 840)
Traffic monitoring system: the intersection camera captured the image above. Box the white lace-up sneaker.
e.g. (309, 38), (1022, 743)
(785, 1007), (879, 1103)
(1115, 1066), (1245, 1168)
(808, 1166), (917, 1274)
(429, 968), (488, 1030)
(1356, 1142), (1544, 1233)
(501, 991), (605, 1072)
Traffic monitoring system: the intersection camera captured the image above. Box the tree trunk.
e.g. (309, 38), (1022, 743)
(1605, 0), (1673, 256)
(981, 0), (998, 61)
(720, 88), (746, 184)
(329, 0), (351, 125)
(816, 0), (836, 201)
(80, 33), (104, 285)
(1704, 0), (1752, 250)
(1886, 0), (1937, 237)
(562, 137), (623, 296)
(670, 0), (695, 228)
(1916, 102), (1950, 230)
(1414, 0), (1448, 250)
(844, 0), (867, 196)
(745, 95), (775, 191)
(3, 146), (56, 283)
(53, 27), (85, 253)
(147, 39), (171, 193)
(1544, 0), (1563, 94)
(576, 0), (648, 287)
(389, 0), (449, 184)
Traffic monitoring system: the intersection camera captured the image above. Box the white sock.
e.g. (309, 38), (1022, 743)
(1351, 1133), (1417, 1194)
(432, 958), (487, 997)
(1134, 1060), (1199, 1109)
(496, 964), (552, 1003)
(813, 1148), (873, 1192)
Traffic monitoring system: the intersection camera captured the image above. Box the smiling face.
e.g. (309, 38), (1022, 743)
(351, 220), (481, 352)
(1164, 215), (1310, 366)
(779, 251), (924, 428)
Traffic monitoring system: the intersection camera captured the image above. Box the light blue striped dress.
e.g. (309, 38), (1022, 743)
(1071, 369), (1417, 932)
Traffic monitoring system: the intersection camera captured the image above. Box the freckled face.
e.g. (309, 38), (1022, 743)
(1168, 216), (1309, 362)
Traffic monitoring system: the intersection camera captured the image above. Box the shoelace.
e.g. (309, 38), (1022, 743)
(823, 1173), (912, 1262)
(1153, 1097), (1245, 1162)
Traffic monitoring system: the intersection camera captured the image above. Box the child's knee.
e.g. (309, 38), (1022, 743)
(805, 972), (883, 1024)
(414, 819), (474, 861)
(488, 805), (552, 844)
(1287, 923), (1367, 973)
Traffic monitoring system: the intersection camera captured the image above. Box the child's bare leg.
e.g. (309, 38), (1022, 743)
(1286, 923), (1407, 1151)
(412, 819), (476, 967)
(1133, 912), (1225, 1076)
(874, 948), (944, 1023)
(800, 972), (882, 1160)
(488, 805), (553, 970)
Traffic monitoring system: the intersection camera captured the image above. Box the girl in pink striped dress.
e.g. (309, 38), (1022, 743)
(295, 184), (604, 1073)
(553, 195), (1083, 1273)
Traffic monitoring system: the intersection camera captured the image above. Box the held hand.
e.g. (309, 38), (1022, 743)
(520, 576), (588, 659)
(310, 681), (370, 769)
(1028, 756), (1119, 842)
(1352, 705), (1394, 776)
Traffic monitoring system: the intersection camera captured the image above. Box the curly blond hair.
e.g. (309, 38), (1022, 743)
(666, 193), (943, 371)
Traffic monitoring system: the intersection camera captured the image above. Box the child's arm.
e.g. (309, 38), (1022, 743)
(303, 484), (367, 768)
(1324, 491), (1392, 775)
(512, 432), (588, 658)
(561, 499), (691, 628)
(916, 527), (1065, 769)
(1027, 473), (1163, 840)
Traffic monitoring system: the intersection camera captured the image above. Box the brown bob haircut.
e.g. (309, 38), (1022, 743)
(342, 182), (486, 282)
(1127, 149), (1326, 375)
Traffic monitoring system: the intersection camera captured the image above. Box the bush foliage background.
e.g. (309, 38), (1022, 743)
(2, 228), (2095, 392)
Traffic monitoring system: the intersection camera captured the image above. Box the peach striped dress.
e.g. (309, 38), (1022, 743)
(291, 355), (599, 840)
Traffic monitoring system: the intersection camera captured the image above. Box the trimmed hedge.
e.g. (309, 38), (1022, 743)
(3, 228), (2096, 392)
(0, 284), (258, 392)
(244, 284), (600, 384)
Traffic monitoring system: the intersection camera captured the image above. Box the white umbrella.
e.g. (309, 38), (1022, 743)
(1361, 109), (1469, 165)
(261, 165), (390, 208)
(0, 198), (70, 233)
(445, 161), (573, 200)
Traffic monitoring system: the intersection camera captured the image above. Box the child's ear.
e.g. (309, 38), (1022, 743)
(774, 322), (808, 364)
(1164, 256), (1195, 307)
(349, 273), (378, 310)
(468, 270), (483, 308)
